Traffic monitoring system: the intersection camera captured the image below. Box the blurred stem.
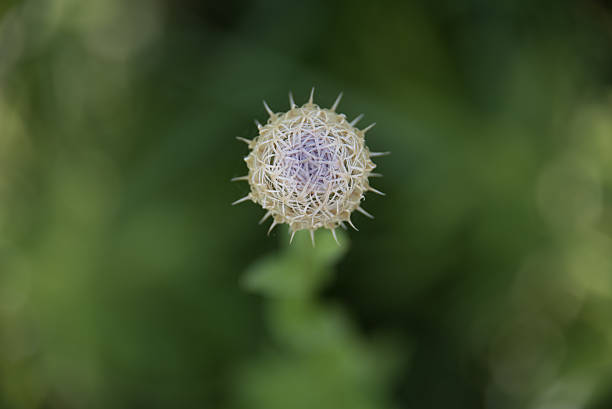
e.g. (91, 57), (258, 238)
(236, 228), (399, 409)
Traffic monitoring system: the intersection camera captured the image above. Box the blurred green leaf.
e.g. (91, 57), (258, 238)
(237, 229), (401, 409)
(242, 228), (347, 299)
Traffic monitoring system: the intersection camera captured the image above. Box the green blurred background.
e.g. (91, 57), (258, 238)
(1, 0), (612, 408)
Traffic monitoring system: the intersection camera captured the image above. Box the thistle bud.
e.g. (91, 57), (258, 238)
(233, 89), (387, 245)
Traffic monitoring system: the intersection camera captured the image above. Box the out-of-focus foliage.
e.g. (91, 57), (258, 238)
(1, 0), (612, 408)
(236, 229), (400, 409)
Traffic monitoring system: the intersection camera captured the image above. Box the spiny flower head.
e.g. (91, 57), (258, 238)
(233, 89), (387, 245)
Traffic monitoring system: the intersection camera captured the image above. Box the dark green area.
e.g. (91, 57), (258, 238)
(1, 0), (612, 408)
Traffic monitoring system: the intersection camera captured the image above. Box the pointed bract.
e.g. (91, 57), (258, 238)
(362, 122), (376, 133)
(331, 92), (343, 111)
(331, 228), (340, 245)
(308, 87), (315, 104)
(350, 114), (364, 127)
(259, 211), (272, 225)
(263, 100), (275, 118)
(267, 220), (278, 235)
(232, 195), (251, 205)
(357, 206), (374, 219)
(370, 151), (391, 157)
(369, 186), (386, 196)
(236, 136), (252, 145)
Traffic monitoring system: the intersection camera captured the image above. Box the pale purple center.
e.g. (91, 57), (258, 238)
(282, 133), (336, 192)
